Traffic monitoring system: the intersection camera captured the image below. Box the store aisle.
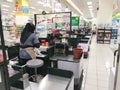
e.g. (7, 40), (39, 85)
(82, 35), (114, 90)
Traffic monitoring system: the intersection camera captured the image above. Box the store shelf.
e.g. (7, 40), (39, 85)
(97, 28), (117, 44)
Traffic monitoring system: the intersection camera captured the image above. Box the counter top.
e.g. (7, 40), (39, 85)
(50, 55), (81, 63)
(39, 46), (53, 52)
(38, 74), (70, 90)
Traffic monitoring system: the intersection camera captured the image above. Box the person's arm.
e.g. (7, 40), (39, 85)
(33, 43), (40, 48)
(33, 34), (40, 48)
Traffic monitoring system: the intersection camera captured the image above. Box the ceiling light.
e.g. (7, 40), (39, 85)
(30, 7), (36, 9)
(87, 2), (92, 5)
(89, 8), (93, 11)
(2, 4), (10, 8)
(43, 3), (51, 8)
(38, 1), (44, 5)
(2, 9), (9, 11)
(66, 0), (83, 15)
(6, 0), (13, 2)
(88, 6), (93, 8)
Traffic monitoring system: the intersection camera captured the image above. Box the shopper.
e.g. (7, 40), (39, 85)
(19, 23), (40, 65)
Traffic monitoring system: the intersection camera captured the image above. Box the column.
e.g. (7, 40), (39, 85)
(97, 0), (114, 25)
(14, 0), (29, 25)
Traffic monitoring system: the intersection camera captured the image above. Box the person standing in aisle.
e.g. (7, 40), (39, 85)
(19, 23), (40, 65)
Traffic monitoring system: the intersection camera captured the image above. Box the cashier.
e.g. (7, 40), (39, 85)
(19, 23), (40, 65)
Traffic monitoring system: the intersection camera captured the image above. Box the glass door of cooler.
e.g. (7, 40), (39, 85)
(0, 3), (10, 90)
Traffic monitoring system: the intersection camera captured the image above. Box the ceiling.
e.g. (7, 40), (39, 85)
(72, 0), (99, 19)
(1, 0), (99, 20)
(1, 0), (119, 20)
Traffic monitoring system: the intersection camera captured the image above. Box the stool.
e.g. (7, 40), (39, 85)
(26, 59), (44, 82)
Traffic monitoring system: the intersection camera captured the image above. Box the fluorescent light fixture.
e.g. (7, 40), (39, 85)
(87, 2), (92, 5)
(38, 1), (44, 5)
(6, 0), (13, 2)
(2, 9), (9, 11)
(66, 0), (83, 15)
(43, 3), (51, 8)
(2, 4), (10, 8)
(89, 8), (93, 11)
(88, 6), (93, 8)
(30, 7), (36, 9)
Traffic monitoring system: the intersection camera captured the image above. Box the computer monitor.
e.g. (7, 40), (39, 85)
(36, 24), (45, 32)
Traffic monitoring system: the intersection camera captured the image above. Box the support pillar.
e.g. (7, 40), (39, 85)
(97, 0), (114, 25)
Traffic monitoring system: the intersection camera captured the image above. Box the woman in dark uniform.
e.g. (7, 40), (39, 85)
(19, 23), (40, 65)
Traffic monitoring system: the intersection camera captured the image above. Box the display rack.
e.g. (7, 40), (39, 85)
(110, 28), (118, 44)
(97, 28), (118, 44)
(97, 28), (111, 44)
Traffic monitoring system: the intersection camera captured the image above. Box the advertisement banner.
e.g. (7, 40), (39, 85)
(14, 0), (29, 15)
(71, 17), (79, 26)
(14, 0), (22, 14)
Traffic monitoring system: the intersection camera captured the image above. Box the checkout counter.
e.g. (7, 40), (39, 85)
(6, 38), (83, 90)
(50, 55), (83, 86)
(38, 68), (74, 90)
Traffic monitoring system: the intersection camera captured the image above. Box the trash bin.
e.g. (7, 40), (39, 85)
(73, 48), (83, 59)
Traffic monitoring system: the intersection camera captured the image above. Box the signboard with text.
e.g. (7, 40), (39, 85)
(71, 17), (79, 26)
(14, 0), (29, 15)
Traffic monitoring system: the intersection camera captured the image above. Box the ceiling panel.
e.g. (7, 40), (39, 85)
(72, 0), (99, 19)
(1, 0), (119, 20)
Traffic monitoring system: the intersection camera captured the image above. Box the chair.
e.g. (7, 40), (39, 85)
(26, 59), (44, 82)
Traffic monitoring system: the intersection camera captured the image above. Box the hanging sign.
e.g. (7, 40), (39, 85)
(14, 0), (29, 15)
(71, 17), (79, 26)
(22, 0), (29, 14)
(14, 0), (22, 14)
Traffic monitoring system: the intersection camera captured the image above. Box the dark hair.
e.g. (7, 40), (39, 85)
(20, 23), (35, 43)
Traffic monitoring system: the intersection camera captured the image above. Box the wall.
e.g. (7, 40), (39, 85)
(97, 0), (114, 25)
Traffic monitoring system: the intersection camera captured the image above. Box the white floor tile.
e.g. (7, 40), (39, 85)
(98, 80), (108, 88)
(85, 84), (97, 90)
(98, 87), (108, 90)
(82, 35), (113, 90)
(86, 78), (97, 86)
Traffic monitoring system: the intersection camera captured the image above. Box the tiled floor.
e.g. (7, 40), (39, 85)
(81, 35), (114, 90)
